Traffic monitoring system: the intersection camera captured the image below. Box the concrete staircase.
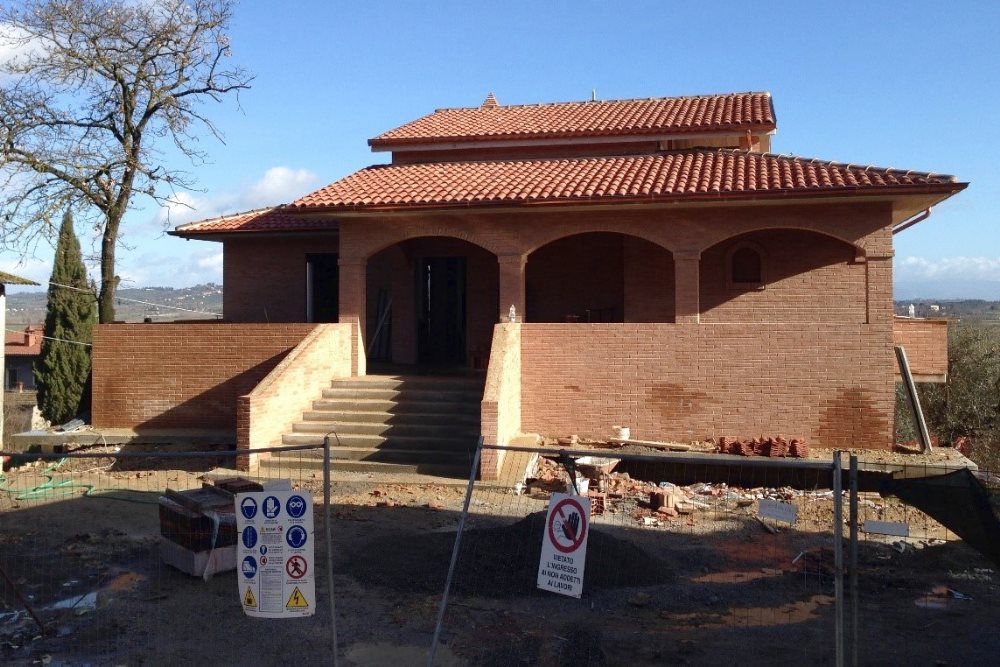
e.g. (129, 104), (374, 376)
(267, 374), (484, 478)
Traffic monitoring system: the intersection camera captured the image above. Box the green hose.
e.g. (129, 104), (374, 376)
(0, 458), (95, 501)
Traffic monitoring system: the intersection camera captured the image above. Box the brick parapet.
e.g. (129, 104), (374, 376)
(519, 323), (895, 449)
(480, 323), (521, 480)
(893, 317), (949, 382)
(91, 323), (316, 431)
(237, 323), (353, 463)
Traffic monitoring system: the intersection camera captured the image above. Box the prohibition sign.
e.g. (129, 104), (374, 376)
(286, 555), (308, 579)
(547, 497), (588, 554)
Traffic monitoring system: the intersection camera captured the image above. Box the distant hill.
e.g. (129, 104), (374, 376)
(5, 284), (223, 326)
(895, 279), (1000, 301)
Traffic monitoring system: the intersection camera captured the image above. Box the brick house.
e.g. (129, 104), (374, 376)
(4, 325), (42, 390)
(91, 92), (964, 478)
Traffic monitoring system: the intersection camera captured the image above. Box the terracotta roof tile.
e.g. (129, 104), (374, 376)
(5, 326), (42, 356)
(287, 149), (961, 212)
(370, 93), (776, 147)
(172, 207), (338, 235)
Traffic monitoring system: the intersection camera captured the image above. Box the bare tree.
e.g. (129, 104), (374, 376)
(0, 0), (251, 322)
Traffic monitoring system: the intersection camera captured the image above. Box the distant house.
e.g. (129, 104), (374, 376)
(4, 325), (42, 390)
(89, 91), (964, 478)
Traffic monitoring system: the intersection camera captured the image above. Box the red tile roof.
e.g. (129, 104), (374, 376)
(5, 326), (43, 356)
(370, 93), (776, 148)
(287, 149), (962, 212)
(172, 207), (338, 235)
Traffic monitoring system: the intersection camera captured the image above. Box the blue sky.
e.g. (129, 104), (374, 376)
(2, 0), (998, 298)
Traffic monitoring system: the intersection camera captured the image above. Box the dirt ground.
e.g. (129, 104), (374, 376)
(1, 447), (999, 666)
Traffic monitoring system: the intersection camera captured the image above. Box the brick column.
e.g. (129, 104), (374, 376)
(339, 257), (367, 375)
(674, 251), (701, 324)
(865, 254), (893, 325)
(497, 254), (527, 322)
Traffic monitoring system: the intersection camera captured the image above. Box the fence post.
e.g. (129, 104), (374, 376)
(324, 435), (338, 667)
(834, 451), (844, 667)
(849, 455), (859, 667)
(429, 436), (483, 667)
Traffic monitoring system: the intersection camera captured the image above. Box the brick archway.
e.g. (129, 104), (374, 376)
(525, 231), (675, 323)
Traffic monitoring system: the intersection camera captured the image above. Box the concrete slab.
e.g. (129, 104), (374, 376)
(7, 427), (235, 453)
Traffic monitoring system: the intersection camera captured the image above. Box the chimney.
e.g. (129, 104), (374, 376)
(480, 92), (499, 109)
(25, 325), (37, 347)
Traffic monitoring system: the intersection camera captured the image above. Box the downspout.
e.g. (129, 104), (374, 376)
(892, 207), (931, 235)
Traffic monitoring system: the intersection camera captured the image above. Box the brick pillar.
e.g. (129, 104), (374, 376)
(339, 257), (367, 375)
(865, 254), (893, 325)
(498, 254), (527, 323)
(674, 251), (701, 324)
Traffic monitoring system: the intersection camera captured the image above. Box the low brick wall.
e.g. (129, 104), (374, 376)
(92, 323), (317, 430)
(237, 324), (353, 455)
(480, 323), (521, 480)
(519, 323), (895, 449)
(893, 317), (948, 382)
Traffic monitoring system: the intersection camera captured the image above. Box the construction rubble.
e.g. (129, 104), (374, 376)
(529, 455), (820, 526)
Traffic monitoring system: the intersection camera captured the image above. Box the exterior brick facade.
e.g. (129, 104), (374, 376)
(151, 92), (961, 479)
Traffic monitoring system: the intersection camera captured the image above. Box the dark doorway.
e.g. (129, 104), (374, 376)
(418, 257), (467, 364)
(306, 254), (339, 322)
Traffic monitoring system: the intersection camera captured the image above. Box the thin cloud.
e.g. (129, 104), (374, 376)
(896, 256), (1000, 282)
(119, 248), (223, 288)
(155, 166), (319, 228)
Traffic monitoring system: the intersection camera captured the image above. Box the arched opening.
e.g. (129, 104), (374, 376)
(700, 229), (864, 323)
(366, 236), (498, 367)
(526, 232), (674, 323)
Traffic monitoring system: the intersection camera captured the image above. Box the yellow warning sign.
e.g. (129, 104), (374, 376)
(286, 586), (309, 609)
(243, 588), (257, 608)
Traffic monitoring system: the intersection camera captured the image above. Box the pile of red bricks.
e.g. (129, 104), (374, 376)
(717, 435), (809, 458)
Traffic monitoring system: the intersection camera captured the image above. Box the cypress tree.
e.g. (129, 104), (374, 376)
(35, 211), (96, 424)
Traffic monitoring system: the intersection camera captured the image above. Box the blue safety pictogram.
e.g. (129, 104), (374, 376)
(285, 525), (308, 549)
(262, 495), (281, 519)
(241, 526), (258, 549)
(260, 545), (268, 556)
(240, 496), (258, 520)
(286, 495), (307, 519)
(241, 556), (257, 579)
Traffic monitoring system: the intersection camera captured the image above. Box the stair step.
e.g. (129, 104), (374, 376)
(311, 399), (480, 415)
(281, 433), (478, 450)
(292, 421), (480, 438)
(331, 376), (484, 392)
(301, 410), (481, 425)
(322, 387), (483, 402)
(260, 454), (471, 478)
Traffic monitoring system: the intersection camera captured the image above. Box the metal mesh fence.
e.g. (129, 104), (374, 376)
(3, 439), (998, 666)
(432, 445), (843, 666)
(0, 443), (335, 666)
(848, 455), (1000, 666)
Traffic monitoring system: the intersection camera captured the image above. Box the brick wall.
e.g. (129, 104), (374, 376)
(92, 323), (317, 430)
(519, 323), (895, 449)
(700, 229), (866, 323)
(223, 235), (339, 322)
(893, 317), (948, 382)
(237, 324), (352, 458)
(480, 323), (521, 480)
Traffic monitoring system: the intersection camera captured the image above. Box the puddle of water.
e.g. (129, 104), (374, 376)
(662, 594), (835, 629)
(50, 591), (97, 611)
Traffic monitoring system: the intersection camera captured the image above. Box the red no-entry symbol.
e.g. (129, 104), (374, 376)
(286, 555), (308, 579)
(547, 497), (588, 554)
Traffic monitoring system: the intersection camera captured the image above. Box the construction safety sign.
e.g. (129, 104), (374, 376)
(235, 490), (315, 618)
(537, 492), (590, 598)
